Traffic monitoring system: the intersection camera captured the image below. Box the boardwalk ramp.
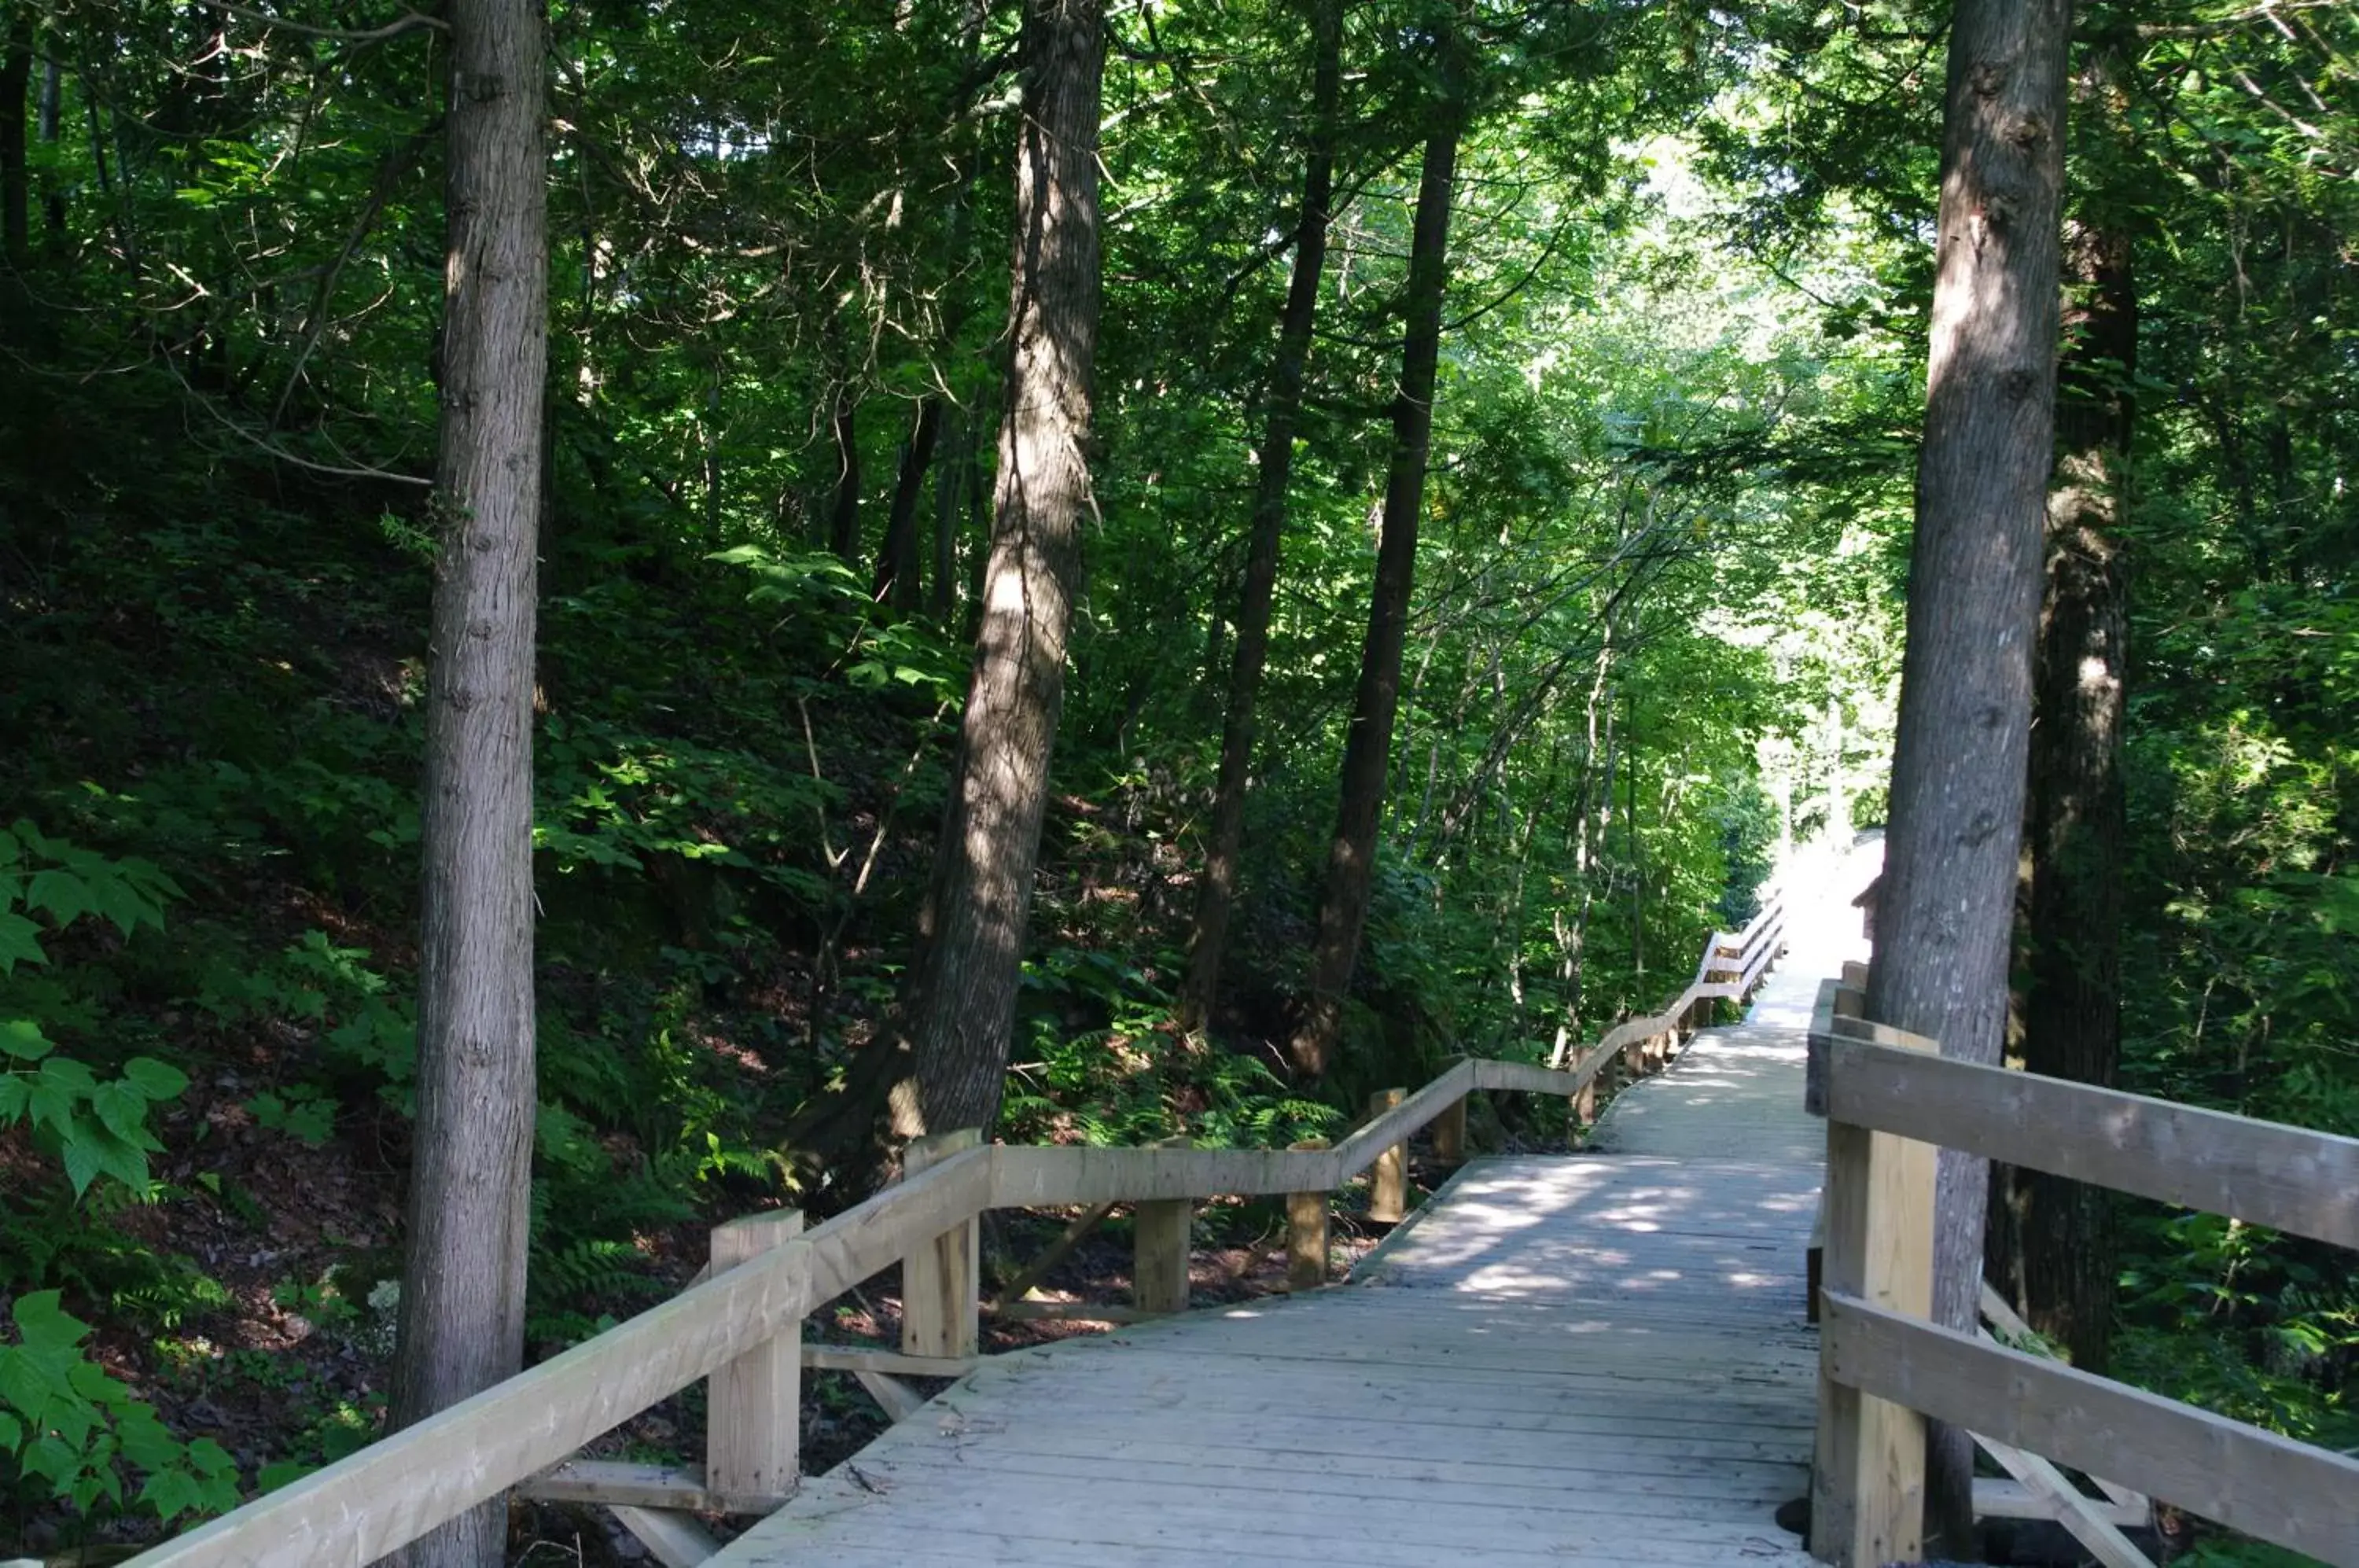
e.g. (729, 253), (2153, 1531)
(713, 918), (1866, 1566)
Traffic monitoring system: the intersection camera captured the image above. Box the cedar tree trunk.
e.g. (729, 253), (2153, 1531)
(1289, 41), (1465, 1080)
(1864, 0), (2070, 1548)
(1987, 201), (2134, 1376)
(891, 0), (1104, 1136)
(1177, 0), (1344, 1032)
(388, 2), (547, 1564)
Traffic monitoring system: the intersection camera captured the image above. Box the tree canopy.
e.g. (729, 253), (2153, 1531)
(0, 0), (2352, 1559)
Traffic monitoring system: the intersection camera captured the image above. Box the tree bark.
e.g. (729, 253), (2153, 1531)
(876, 399), (943, 609)
(1176, 0), (1343, 1033)
(388, 2), (547, 1563)
(1987, 191), (2135, 1378)
(1864, 0), (2070, 1548)
(828, 388), (862, 565)
(36, 55), (59, 245)
(1289, 38), (1466, 1080)
(890, 0), (1103, 1138)
(2, 11), (30, 276)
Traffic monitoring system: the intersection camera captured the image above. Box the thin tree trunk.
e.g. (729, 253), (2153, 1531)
(889, 0), (1104, 1138)
(877, 399), (943, 608)
(1864, 0), (2070, 1546)
(1177, 0), (1344, 1033)
(931, 412), (969, 620)
(828, 388), (862, 565)
(37, 55), (59, 245)
(1287, 35), (1465, 1081)
(388, 2), (544, 1565)
(1, 13), (30, 275)
(1987, 195), (2135, 1378)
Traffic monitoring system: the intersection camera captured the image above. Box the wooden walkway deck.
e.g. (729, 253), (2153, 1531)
(712, 909), (1870, 1567)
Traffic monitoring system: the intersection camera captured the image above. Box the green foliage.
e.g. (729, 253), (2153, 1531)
(1004, 948), (1338, 1150)
(0, 828), (190, 1196)
(0, 1292), (238, 1526)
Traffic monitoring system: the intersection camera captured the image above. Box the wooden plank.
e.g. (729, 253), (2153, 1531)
(1134, 1195), (1193, 1315)
(1977, 1280), (2151, 1520)
(902, 1128), (982, 1360)
(1367, 1088), (1409, 1222)
(1286, 1137), (1330, 1291)
(1823, 1291), (2359, 1565)
(610, 1505), (721, 1568)
(1810, 1021), (1934, 1567)
(1823, 1037), (2359, 1251)
(800, 1346), (978, 1377)
(1973, 1432), (2152, 1566)
(1971, 1478), (2147, 1526)
(984, 1201), (1114, 1312)
(125, 1143), (995, 1568)
(995, 1299), (1161, 1323)
(705, 1208), (802, 1512)
(853, 1369), (926, 1423)
(1432, 1093), (1467, 1165)
(517, 1460), (712, 1511)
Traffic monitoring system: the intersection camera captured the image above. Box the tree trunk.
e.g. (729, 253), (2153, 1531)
(1863, 0), (2070, 1548)
(2, 12), (30, 275)
(889, 0), (1103, 1138)
(1290, 48), (1466, 1080)
(1176, 0), (1343, 1033)
(876, 399), (943, 609)
(36, 55), (59, 245)
(828, 388), (862, 565)
(1987, 197), (2135, 1379)
(388, 2), (547, 1564)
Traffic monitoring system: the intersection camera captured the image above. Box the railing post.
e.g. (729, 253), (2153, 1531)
(1134, 1136), (1195, 1316)
(1286, 1136), (1330, 1290)
(1367, 1088), (1409, 1223)
(902, 1128), (981, 1360)
(1433, 1095), (1467, 1166)
(705, 1209), (804, 1511)
(1810, 1014), (1937, 1567)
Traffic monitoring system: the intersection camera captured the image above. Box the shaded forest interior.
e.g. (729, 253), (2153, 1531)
(0, 0), (2353, 1562)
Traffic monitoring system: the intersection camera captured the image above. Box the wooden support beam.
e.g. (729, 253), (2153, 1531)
(852, 1369), (926, 1423)
(1286, 1137), (1330, 1291)
(799, 1345), (978, 1378)
(518, 1460), (712, 1512)
(1809, 1023), (1936, 1568)
(1366, 1090), (1408, 1223)
(705, 1209), (802, 1513)
(984, 1201), (1114, 1313)
(902, 1128), (982, 1360)
(1133, 1195), (1192, 1316)
(1824, 1292), (2359, 1566)
(994, 1299), (1160, 1324)
(609, 1506), (721, 1568)
(1431, 1094), (1467, 1166)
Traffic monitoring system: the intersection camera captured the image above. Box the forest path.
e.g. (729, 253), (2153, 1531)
(709, 859), (1875, 1567)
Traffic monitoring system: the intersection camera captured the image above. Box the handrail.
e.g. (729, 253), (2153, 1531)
(131, 888), (1788, 1568)
(1551, 888), (1787, 1069)
(128, 1143), (998, 1568)
(1806, 976), (2359, 1568)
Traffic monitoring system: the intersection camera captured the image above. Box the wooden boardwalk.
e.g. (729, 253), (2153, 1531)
(712, 905), (1869, 1568)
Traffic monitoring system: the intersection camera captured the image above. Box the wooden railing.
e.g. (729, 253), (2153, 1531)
(129, 896), (1787, 1568)
(1806, 970), (2359, 1568)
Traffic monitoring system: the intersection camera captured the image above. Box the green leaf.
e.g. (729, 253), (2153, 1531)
(90, 1080), (153, 1143)
(0, 911), (47, 974)
(120, 1056), (190, 1102)
(24, 869), (95, 928)
(0, 1409), (21, 1451)
(1, 1018), (53, 1060)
